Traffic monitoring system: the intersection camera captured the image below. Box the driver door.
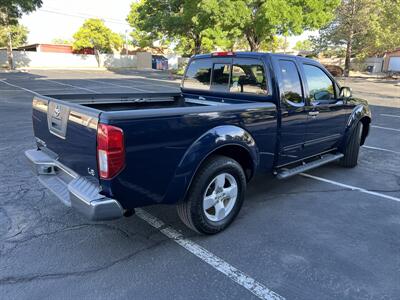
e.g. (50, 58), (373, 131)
(300, 62), (347, 156)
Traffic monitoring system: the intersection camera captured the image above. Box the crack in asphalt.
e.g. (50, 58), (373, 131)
(0, 239), (168, 285)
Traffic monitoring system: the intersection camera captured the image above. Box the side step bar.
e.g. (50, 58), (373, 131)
(276, 153), (344, 180)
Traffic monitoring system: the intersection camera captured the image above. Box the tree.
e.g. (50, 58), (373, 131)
(293, 39), (313, 51)
(127, 0), (228, 55)
(0, 0), (42, 69)
(0, 24), (28, 47)
(317, 0), (377, 76)
(218, 0), (340, 51)
(52, 38), (72, 45)
(360, 0), (400, 57)
(73, 18), (123, 67)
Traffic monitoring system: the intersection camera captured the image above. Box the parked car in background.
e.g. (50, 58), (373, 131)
(152, 55), (169, 70)
(324, 64), (344, 77)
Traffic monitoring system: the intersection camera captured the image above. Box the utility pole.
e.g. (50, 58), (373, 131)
(125, 29), (128, 55)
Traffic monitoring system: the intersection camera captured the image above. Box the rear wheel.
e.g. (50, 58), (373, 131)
(177, 155), (246, 234)
(339, 122), (363, 168)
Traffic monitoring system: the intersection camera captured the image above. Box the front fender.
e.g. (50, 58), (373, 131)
(163, 125), (259, 204)
(342, 100), (371, 149)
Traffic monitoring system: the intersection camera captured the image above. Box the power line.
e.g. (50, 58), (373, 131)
(38, 8), (130, 26)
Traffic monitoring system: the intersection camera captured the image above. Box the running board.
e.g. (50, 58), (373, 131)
(276, 153), (344, 180)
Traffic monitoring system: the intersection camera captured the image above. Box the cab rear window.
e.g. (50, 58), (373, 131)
(183, 59), (212, 90)
(183, 58), (267, 95)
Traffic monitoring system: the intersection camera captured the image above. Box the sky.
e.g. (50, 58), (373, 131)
(21, 0), (314, 49)
(21, 0), (133, 44)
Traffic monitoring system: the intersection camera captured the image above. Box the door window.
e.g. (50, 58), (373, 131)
(278, 60), (303, 105)
(211, 63), (231, 92)
(183, 59), (212, 90)
(230, 60), (267, 95)
(303, 64), (336, 103)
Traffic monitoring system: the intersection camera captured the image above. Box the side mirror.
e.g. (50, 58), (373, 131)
(340, 86), (352, 99)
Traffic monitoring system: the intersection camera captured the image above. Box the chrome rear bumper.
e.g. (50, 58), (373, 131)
(25, 149), (123, 220)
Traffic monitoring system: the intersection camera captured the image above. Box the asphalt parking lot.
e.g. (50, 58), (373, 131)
(0, 69), (399, 300)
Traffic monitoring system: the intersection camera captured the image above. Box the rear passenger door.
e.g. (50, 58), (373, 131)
(274, 58), (308, 166)
(300, 62), (347, 156)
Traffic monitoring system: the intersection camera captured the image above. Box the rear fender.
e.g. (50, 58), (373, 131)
(163, 125), (259, 204)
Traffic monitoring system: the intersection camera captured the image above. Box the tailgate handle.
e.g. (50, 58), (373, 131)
(47, 102), (70, 139)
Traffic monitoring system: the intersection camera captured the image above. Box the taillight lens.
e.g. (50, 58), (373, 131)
(211, 51), (235, 57)
(97, 123), (125, 179)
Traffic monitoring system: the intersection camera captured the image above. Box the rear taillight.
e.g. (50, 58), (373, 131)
(211, 51), (235, 57)
(97, 123), (125, 179)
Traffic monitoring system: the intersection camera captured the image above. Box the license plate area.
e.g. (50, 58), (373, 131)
(47, 102), (70, 139)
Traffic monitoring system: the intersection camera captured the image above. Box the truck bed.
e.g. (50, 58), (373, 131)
(32, 91), (277, 210)
(45, 92), (248, 112)
(45, 92), (219, 112)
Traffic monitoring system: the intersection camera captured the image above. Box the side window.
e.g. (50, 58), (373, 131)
(303, 64), (335, 103)
(230, 59), (267, 95)
(183, 59), (212, 90)
(211, 63), (231, 92)
(278, 60), (303, 104)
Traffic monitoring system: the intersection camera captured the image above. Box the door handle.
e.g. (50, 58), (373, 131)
(199, 96), (206, 100)
(308, 111), (319, 117)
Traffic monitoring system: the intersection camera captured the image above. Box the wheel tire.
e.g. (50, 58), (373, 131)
(339, 122), (363, 168)
(177, 155), (246, 234)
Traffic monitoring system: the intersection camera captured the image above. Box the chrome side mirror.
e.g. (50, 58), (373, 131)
(340, 86), (352, 99)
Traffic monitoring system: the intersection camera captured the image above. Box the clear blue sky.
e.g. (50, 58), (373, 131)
(21, 0), (314, 49)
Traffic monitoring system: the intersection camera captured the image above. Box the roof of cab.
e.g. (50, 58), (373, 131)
(192, 52), (267, 59)
(192, 51), (318, 64)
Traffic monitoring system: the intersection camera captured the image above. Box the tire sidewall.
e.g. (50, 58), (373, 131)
(189, 157), (246, 234)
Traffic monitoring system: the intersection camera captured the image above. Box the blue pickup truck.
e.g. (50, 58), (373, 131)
(26, 52), (371, 234)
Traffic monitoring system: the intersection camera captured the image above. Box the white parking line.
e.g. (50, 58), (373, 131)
(371, 125), (400, 132)
(0, 79), (41, 96)
(135, 208), (284, 300)
(44, 79), (98, 93)
(381, 114), (400, 118)
(83, 79), (150, 92)
(362, 145), (400, 155)
(300, 173), (400, 202)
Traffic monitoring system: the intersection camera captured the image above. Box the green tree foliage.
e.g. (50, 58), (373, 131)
(0, 0), (42, 25)
(0, 0), (42, 69)
(73, 18), (123, 66)
(316, 0), (400, 76)
(0, 24), (28, 47)
(52, 38), (72, 45)
(293, 39), (313, 51)
(362, 0), (400, 57)
(128, 0), (339, 54)
(316, 0), (376, 76)
(127, 0), (226, 55)
(218, 0), (340, 51)
(261, 36), (289, 52)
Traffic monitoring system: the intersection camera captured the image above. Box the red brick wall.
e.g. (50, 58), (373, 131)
(39, 44), (73, 54)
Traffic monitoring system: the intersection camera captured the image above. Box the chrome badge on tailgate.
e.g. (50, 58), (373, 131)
(47, 101), (70, 139)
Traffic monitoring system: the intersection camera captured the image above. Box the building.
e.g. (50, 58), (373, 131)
(383, 48), (400, 72)
(16, 43), (94, 55)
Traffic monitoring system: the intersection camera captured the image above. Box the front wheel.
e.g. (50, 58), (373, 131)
(339, 122), (363, 168)
(177, 155), (246, 234)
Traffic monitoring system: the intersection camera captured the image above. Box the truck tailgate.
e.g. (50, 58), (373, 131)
(32, 96), (100, 181)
